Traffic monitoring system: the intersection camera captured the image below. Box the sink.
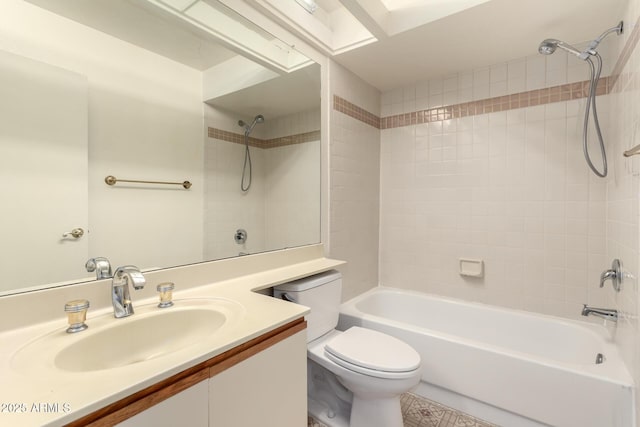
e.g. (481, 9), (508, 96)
(12, 298), (244, 374)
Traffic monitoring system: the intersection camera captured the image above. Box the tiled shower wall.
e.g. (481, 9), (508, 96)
(328, 61), (381, 302)
(377, 43), (625, 319)
(607, 0), (640, 417)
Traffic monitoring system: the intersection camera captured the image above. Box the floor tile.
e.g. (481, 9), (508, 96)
(308, 392), (499, 427)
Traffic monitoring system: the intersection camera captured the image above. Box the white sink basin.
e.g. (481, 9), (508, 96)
(12, 298), (244, 374)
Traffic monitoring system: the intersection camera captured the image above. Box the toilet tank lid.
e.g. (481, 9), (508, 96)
(274, 270), (341, 292)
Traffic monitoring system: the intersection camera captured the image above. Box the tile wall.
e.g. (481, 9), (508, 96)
(328, 61), (381, 302)
(376, 40), (621, 320)
(607, 0), (640, 418)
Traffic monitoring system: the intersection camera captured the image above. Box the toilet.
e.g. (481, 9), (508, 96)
(274, 270), (421, 427)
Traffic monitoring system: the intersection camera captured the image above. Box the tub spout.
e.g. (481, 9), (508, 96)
(581, 304), (618, 322)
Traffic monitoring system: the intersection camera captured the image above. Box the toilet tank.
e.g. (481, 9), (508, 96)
(273, 270), (342, 342)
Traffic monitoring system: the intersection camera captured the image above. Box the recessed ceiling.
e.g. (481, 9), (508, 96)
(334, 0), (627, 91)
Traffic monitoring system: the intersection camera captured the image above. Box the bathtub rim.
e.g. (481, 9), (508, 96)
(339, 286), (633, 387)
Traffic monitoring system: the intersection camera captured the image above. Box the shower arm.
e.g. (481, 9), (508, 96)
(586, 21), (624, 54)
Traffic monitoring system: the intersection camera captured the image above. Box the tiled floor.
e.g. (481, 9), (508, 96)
(308, 392), (499, 427)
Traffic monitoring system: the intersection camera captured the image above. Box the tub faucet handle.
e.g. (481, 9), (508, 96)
(600, 259), (622, 292)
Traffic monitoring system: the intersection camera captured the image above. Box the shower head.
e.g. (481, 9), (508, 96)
(538, 39), (586, 59)
(238, 114), (265, 136)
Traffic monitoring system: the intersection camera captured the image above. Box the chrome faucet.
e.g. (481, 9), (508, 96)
(111, 266), (146, 318)
(86, 257), (112, 280)
(581, 304), (618, 322)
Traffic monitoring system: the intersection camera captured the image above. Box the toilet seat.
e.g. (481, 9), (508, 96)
(324, 327), (420, 379)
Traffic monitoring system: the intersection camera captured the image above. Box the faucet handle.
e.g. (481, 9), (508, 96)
(114, 265), (146, 290)
(64, 299), (89, 333)
(157, 282), (175, 308)
(85, 257), (112, 279)
(600, 259), (622, 292)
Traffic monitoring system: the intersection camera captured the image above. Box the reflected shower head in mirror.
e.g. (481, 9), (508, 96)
(238, 114), (265, 191)
(238, 114), (265, 136)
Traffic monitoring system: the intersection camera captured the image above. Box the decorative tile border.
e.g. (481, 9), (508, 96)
(334, 14), (640, 130)
(333, 95), (381, 129)
(207, 127), (320, 149)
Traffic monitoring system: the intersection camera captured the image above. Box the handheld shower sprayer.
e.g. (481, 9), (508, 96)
(538, 39), (586, 59)
(538, 21), (623, 178)
(237, 114), (265, 191)
(238, 114), (265, 136)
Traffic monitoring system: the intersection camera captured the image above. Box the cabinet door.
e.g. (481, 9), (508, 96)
(209, 329), (307, 427)
(116, 379), (208, 427)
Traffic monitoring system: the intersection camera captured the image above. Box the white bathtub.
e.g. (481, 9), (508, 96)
(338, 287), (634, 427)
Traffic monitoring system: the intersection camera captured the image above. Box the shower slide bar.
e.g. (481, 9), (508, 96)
(104, 175), (192, 189)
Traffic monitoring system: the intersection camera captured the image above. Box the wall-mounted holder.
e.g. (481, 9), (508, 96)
(459, 258), (484, 278)
(600, 259), (622, 292)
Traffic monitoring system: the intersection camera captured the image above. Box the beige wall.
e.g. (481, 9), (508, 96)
(0, 0), (204, 274)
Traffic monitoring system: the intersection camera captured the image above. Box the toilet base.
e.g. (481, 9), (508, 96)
(350, 396), (402, 427)
(308, 396), (349, 427)
(307, 358), (407, 427)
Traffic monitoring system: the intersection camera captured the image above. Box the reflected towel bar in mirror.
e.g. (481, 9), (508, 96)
(105, 175), (192, 189)
(623, 144), (640, 157)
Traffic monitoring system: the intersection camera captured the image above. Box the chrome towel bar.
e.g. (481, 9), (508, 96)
(105, 175), (192, 189)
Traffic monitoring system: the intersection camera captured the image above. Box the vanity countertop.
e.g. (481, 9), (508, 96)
(0, 245), (343, 426)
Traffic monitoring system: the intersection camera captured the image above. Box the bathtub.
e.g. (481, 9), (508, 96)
(337, 287), (634, 427)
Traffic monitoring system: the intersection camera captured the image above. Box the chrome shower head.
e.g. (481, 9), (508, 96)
(238, 114), (265, 136)
(538, 39), (584, 59)
(538, 39), (558, 55)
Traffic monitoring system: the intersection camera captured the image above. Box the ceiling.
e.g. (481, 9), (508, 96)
(333, 0), (628, 91)
(25, 0), (629, 96)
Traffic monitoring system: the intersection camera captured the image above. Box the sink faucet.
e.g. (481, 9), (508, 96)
(86, 257), (112, 280)
(581, 304), (618, 322)
(111, 266), (146, 318)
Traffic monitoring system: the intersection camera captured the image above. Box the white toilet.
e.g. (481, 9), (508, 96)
(274, 270), (421, 427)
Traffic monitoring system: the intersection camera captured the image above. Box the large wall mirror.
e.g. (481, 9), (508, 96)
(0, 0), (321, 296)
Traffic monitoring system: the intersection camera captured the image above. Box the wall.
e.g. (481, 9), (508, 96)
(376, 38), (623, 321)
(0, 0), (204, 274)
(606, 0), (640, 421)
(328, 60), (381, 301)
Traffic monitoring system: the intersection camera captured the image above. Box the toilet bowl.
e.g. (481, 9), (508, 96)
(309, 328), (421, 427)
(274, 271), (421, 427)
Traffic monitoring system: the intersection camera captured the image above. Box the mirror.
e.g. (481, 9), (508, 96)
(0, 0), (321, 296)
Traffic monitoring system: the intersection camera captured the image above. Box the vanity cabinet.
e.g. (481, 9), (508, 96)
(115, 380), (208, 427)
(209, 325), (307, 426)
(66, 318), (307, 427)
